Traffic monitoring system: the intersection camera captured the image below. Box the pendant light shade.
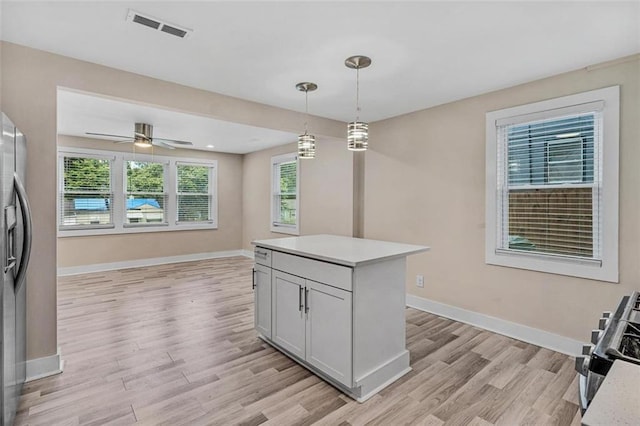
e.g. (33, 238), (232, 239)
(347, 121), (368, 151)
(345, 55), (371, 152)
(298, 133), (316, 158)
(295, 82), (318, 159)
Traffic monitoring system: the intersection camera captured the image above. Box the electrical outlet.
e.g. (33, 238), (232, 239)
(416, 274), (424, 288)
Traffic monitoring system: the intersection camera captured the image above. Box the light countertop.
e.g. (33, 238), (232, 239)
(581, 360), (640, 426)
(252, 234), (429, 267)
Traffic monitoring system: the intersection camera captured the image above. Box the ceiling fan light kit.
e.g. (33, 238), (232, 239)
(296, 82), (318, 159)
(86, 122), (193, 150)
(134, 136), (152, 148)
(134, 122), (153, 148)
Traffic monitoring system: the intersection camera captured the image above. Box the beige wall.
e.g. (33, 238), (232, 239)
(3, 36), (637, 361)
(242, 137), (353, 250)
(57, 135), (244, 267)
(364, 55), (640, 341)
(0, 41), (344, 360)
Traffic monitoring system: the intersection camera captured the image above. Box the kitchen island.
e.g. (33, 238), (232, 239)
(251, 234), (429, 401)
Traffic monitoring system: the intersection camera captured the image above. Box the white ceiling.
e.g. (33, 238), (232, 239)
(3, 1), (640, 152)
(57, 89), (299, 153)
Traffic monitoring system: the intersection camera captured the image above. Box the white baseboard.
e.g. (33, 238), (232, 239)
(58, 249), (249, 276)
(241, 249), (254, 259)
(406, 294), (582, 356)
(26, 347), (63, 382)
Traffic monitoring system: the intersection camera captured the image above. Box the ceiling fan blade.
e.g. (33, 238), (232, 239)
(155, 141), (176, 150)
(86, 132), (131, 139)
(114, 140), (134, 144)
(134, 132), (152, 140)
(152, 137), (193, 145)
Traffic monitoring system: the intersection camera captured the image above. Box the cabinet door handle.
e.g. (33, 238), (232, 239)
(252, 268), (256, 290)
(298, 286), (303, 312)
(304, 288), (310, 313)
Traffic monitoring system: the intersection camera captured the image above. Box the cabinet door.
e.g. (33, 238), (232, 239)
(254, 264), (272, 338)
(305, 280), (353, 387)
(272, 271), (306, 359)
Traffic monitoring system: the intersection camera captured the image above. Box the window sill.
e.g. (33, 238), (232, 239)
(58, 223), (218, 237)
(486, 249), (617, 283)
(270, 224), (299, 236)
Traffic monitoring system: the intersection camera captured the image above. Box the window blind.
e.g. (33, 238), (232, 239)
(59, 156), (114, 228)
(176, 163), (213, 223)
(497, 111), (601, 259)
(125, 160), (167, 225)
(273, 160), (297, 226)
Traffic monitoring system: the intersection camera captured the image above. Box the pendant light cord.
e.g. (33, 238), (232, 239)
(356, 67), (361, 122)
(304, 89), (309, 135)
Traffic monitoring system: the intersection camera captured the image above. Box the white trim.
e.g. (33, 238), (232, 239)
(57, 249), (247, 276)
(26, 347), (64, 382)
(270, 152), (300, 235)
(355, 350), (411, 402)
(357, 367), (412, 403)
(495, 99), (605, 127)
(485, 86), (619, 283)
(241, 249), (255, 259)
(406, 294), (582, 356)
(175, 160), (218, 226)
(57, 147), (219, 236)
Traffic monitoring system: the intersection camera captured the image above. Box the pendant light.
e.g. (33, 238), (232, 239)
(345, 55), (371, 151)
(295, 82), (318, 159)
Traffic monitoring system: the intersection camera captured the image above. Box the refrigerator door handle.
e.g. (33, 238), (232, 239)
(13, 172), (32, 293)
(4, 205), (17, 273)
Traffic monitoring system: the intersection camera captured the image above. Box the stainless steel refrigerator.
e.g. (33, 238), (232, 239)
(1, 113), (32, 425)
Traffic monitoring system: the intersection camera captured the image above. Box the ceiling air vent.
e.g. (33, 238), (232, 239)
(160, 24), (188, 38)
(126, 9), (192, 39)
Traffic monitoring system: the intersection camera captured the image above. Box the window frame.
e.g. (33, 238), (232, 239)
(123, 157), (169, 228)
(175, 160), (217, 226)
(270, 152), (300, 235)
(485, 86), (619, 283)
(58, 151), (116, 231)
(57, 147), (218, 237)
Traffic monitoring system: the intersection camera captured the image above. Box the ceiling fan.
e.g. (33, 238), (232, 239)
(86, 122), (193, 149)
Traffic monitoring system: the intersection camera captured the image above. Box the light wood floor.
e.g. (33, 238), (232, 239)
(16, 257), (581, 425)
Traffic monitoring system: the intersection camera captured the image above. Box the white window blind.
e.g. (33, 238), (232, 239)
(176, 163), (214, 223)
(125, 160), (168, 226)
(496, 111), (601, 261)
(59, 155), (114, 229)
(273, 158), (297, 227)
(486, 86), (619, 282)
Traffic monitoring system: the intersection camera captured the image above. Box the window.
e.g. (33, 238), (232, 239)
(271, 153), (299, 234)
(58, 147), (217, 236)
(59, 154), (114, 229)
(486, 86), (619, 282)
(125, 160), (168, 226)
(176, 162), (215, 224)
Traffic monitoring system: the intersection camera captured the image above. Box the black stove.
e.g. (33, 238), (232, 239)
(575, 292), (640, 412)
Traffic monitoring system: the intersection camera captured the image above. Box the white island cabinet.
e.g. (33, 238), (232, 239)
(251, 234), (429, 402)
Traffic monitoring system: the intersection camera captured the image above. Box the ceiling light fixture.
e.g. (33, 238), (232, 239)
(296, 82), (318, 159)
(133, 136), (152, 148)
(345, 55), (371, 151)
(133, 123), (153, 148)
